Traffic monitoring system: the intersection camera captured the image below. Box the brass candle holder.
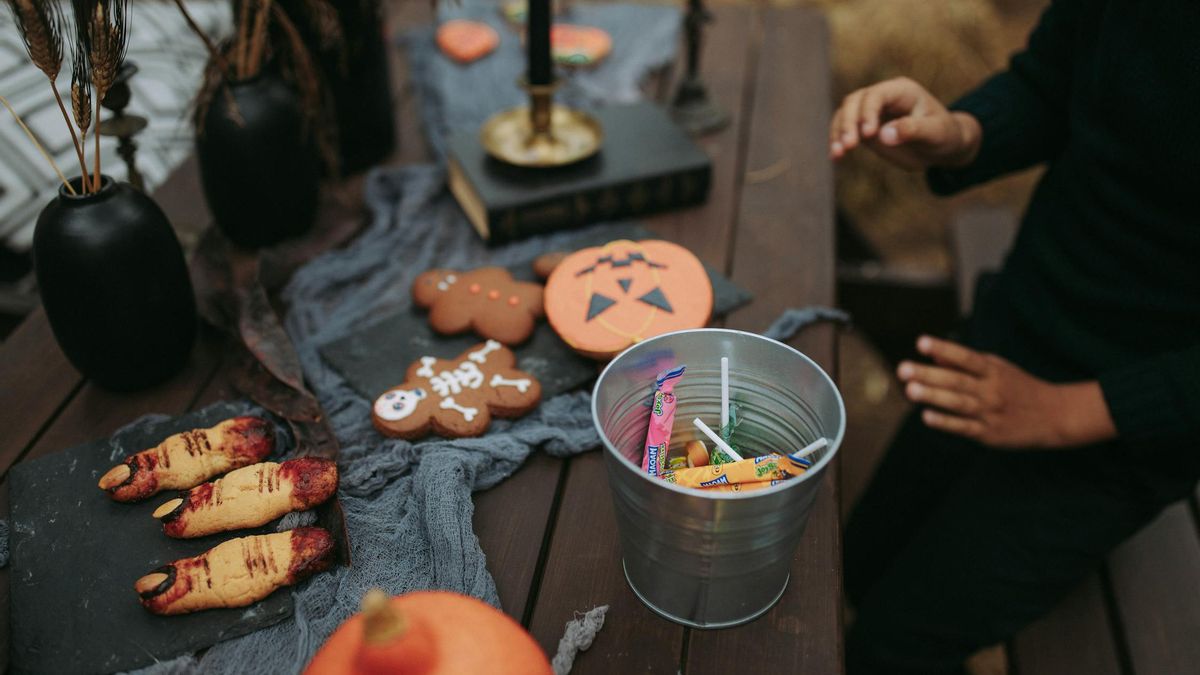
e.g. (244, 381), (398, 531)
(480, 80), (603, 168)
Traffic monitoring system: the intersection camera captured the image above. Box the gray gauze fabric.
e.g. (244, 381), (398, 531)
(551, 605), (609, 675)
(405, 0), (682, 158)
(135, 165), (667, 674)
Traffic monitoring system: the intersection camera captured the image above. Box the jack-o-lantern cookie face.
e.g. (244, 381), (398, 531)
(544, 240), (713, 360)
(413, 267), (545, 345)
(371, 340), (542, 439)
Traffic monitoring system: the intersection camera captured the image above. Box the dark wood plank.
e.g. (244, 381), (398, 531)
(0, 331), (223, 671)
(0, 307), (83, 476)
(527, 451), (686, 673)
(524, 5), (766, 670)
(644, 3), (754, 270)
(687, 7), (841, 674)
(1011, 573), (1123, 675)
(1107, 502), (1200, 675)
(723, 6), (834, 349)
(473, 453), (566, 621)
(384, 0), (434, 167)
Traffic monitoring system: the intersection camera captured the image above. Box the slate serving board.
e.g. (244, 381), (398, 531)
(320, 224), (753, 403)
(8, 401), (303, 675)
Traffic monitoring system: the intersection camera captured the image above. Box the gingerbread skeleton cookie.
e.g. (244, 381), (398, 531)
(413, 267), (544, 345)
(372, 340), (542, 439)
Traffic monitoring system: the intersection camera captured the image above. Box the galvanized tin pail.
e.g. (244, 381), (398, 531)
(592, 328), (846, 628)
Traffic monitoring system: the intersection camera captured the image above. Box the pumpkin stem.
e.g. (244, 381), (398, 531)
(362, 589), (407, 645)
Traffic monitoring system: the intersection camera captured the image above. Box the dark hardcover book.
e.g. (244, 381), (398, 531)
(447, 101), (712, 244)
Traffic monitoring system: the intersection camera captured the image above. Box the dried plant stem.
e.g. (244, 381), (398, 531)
(236, 0), (252, 78)
(171, 0), (231, 78)
(93, 93), (101, 192)
(0, 93), (77, 195)
(246, 0), (271, 78)
(50, 83), (88, 183)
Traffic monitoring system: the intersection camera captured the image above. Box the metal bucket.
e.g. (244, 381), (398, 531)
(592, 328), (846, 628)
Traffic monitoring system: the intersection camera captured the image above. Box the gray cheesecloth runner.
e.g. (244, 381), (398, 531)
(88, 3), (842, 673)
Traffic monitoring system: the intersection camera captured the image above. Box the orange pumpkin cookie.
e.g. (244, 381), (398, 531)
(545, 240), (713, 360)
(436, 19), (500, 64)
(372, 340), (541, 439)
(552, 24), (612, 67)
(413, 267), (544, 345)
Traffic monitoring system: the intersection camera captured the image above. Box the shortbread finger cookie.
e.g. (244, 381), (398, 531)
(99, 417), (276, 503)
(153, 457), (338, 538)
(135, 527), (335, 615)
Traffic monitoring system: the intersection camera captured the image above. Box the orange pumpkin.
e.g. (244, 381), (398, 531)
(304, 590), (552, 675)
(544, 239), (713, 360)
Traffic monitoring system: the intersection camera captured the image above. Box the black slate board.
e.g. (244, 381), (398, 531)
(8, 401), (299, 675)
(320, 225), (753, 403)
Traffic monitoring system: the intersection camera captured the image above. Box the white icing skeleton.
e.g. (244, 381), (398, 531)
(489, 374), (532, 393)
(439, 396), (478, 422)
(415, 356), (437, 378)
(372, 342), (538, 437)
(428, 361), (485, 397)
(374, 387), (427, 421)
(467, 339), (502, 364)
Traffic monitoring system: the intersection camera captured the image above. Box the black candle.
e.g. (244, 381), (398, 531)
(528, 0), (552, 86)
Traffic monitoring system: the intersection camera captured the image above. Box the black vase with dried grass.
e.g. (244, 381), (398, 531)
(3, 0), (197, 390)
(174, 0), (329, 249)
(279, 0), (395, 174)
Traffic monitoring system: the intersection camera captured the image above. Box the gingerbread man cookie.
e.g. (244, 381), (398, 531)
(413, 267), (545, 345)
(372, 340), (542, 439)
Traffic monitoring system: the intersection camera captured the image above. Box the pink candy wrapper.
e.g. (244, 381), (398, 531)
(641, 366), (686, 477)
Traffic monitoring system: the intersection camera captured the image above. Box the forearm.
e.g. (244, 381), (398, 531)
(927, 0), (1077, 192)
(1099, 345), (1200, 449)
(940, 112), (982, 169)
(1052, 381), (1118, 448)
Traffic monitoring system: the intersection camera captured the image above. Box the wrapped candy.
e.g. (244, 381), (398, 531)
(641, 366), (685, 477)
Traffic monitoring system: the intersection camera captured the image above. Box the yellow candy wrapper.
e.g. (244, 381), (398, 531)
(699, 480), (783, 493)
(661, 453), (812, 489)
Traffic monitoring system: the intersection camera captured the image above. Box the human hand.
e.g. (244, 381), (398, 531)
(829, 77), (982, 170)
(897, 335), (1118, 449)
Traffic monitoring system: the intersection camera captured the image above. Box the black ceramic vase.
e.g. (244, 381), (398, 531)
(34, 177), (197, 391)
(196, 73), (320, 249)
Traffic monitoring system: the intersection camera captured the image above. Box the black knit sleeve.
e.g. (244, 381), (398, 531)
(927, 0), (1079, 194)
(1099, 345), (1200, 448)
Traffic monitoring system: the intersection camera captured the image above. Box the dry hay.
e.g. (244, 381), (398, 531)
(819, 0), (1046, 271)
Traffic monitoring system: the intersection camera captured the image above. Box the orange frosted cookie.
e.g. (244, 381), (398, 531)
(436, 19), (499, 64)
(544, 240), (713, 360)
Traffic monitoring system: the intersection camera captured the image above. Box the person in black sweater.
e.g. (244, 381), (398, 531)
(830, 1), (1199, 673)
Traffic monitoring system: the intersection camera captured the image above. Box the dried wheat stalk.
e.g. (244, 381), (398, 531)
(171, 0), (231, 78)
(8, 0), (88, 187)
(70, 40), (92, 189)
(82, 0), (130, 192)
(233, 0), (247, 77)
(245, 0), (272, 78)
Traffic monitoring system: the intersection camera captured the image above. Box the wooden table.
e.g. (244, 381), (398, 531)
(0, 2), (840, 672)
